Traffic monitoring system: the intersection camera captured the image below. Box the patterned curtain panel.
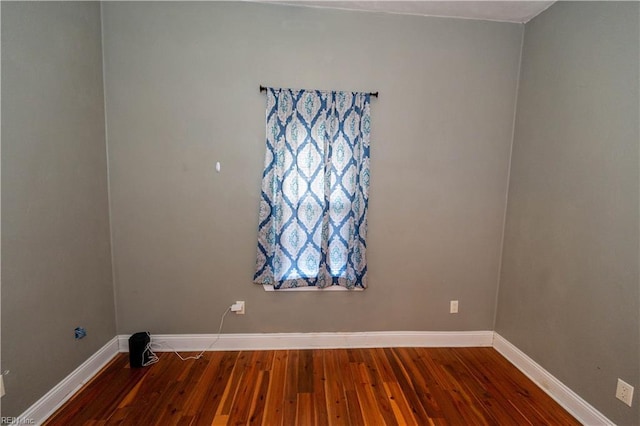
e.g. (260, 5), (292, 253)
(254, 88), (371, 289)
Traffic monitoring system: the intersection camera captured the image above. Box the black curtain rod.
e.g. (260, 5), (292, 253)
(260, 85), (378, 98)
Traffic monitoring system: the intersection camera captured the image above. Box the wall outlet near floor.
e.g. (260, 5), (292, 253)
(231, 301), (245, 315)
(616, 378), (634, 406)
(450, 300), (459, 314)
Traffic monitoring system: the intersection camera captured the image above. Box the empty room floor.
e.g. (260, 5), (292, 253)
(44, 347), (579, 425)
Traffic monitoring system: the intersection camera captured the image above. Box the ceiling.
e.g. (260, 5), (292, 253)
(264, 1), (556, 23)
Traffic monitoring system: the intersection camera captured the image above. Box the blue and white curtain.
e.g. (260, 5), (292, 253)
(254, 88), (371, 289)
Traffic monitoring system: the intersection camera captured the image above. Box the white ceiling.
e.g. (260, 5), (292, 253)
(264, 1), (556, 23)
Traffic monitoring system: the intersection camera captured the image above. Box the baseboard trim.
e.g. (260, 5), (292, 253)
(493, 333), (613, 425)
(117, 330), (494, 352)
(21, 332), (613, 426)
(19, 337), (119, 425)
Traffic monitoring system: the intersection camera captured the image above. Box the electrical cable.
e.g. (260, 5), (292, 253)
(141, 333), (159, 367)
(150, 306), (231, 361)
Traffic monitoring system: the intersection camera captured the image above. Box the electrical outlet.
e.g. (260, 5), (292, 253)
(450, 300), (459, 314)
(616, 378), (634, 406)
(231, 301), (245, 315)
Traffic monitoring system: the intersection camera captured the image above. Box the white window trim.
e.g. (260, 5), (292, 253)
(262, 284), (364, 292)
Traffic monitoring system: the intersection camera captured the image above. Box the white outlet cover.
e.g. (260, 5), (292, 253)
(616, 378), (634, 407)
(450, 300), (459, 314)
(233, 301), (245, 315)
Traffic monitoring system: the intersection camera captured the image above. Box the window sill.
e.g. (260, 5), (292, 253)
(262, 285), (364, 292)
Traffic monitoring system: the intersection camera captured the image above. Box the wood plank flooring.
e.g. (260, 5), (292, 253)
(44, 347), (580, 425)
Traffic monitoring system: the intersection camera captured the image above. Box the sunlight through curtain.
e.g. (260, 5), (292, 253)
(254, 88), (371, 289)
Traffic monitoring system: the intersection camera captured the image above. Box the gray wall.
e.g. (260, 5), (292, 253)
(6, 2), (635, 423)
(101, 2), (523, 335)
(496, 2), (639, 425)
(1, 2), (115, 417)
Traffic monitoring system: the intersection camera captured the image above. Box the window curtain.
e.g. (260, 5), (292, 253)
(254, 88), (371, 290)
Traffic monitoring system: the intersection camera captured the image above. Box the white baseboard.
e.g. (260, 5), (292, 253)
(117, 330), (494, 352)
(19, 337), (119, 425)
(20, 332), (613, 426)
(493, 333), (613, 425)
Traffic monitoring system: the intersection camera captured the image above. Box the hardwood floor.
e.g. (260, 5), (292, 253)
(44, 347), (580, 425)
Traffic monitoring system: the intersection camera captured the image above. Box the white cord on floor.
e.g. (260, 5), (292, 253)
(150, 306), (231, 361)
(142, 336), (159, 367)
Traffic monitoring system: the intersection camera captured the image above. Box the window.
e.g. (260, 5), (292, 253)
(253, 88), (371, 290)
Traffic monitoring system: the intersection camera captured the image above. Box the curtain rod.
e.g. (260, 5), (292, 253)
(259, 85), (378, 98)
